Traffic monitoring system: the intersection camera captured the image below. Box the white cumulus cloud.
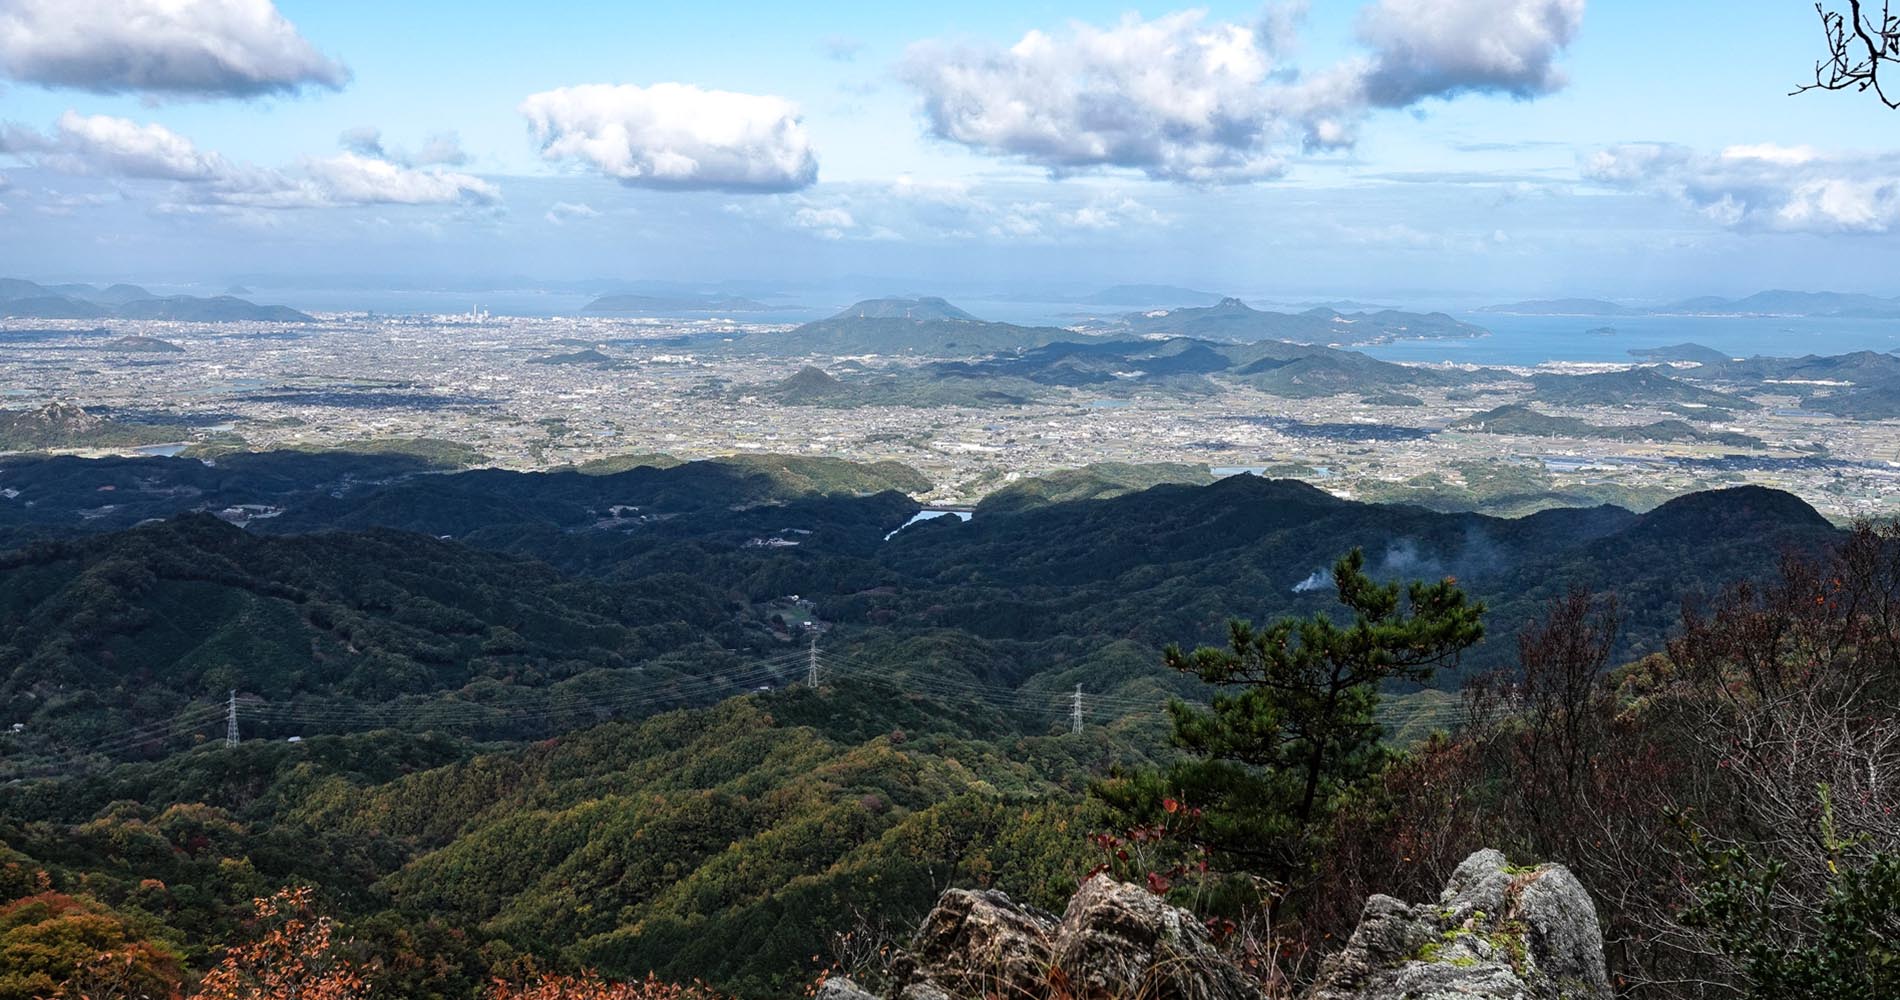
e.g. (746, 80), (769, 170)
(520, 83), (818, 192)
(1354, 0), (1585, 107)
(1586, 142), (1900, 234)
(5, 111), (230, 180)
(299, 152), (497, 206)
(900, 0), (1586, 183)
(545, 200), (600, 224)
(1, 112), (496, 210)
(338, 127), (469, 167)
(793, 205), (855, 238)
(0, 0), (347, 98)
(413, 132), (469, 167)
(903, 11), (1289, 184)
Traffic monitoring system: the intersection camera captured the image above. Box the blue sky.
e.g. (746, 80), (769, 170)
(2, 1), (1897, 305)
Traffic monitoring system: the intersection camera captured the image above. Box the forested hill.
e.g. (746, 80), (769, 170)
(0, 452), (1840, 759)
(0, 451), (1854, 999)
(0, 515), (764, 746)
(0, 451), (926, 551)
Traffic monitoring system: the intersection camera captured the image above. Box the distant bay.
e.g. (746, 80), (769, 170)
(1362, 313), (1900, 366)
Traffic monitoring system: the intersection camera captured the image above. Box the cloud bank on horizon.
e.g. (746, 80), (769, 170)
(1586, 142), (1900, 234)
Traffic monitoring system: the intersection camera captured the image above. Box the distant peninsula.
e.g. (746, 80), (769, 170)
(1481, 289), (1900, 319)
(0, 278), (313, 322)
(1107, 297), (1487, 346)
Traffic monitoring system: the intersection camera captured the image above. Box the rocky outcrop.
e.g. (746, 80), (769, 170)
(892, 887), (1059, 1000)
(888, 875), (1260, 1000)
(816, 977), (880, 1000)
(1050, 876), (1263, 1000)
(879, 849), (1607, 1000)
(1309, 849), (1610, 1000)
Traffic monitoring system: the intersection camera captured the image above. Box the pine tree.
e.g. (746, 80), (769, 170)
(1099, 548), (1485, 879)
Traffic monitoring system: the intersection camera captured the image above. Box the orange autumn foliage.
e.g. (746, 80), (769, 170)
(190, 888), (365, 1000)
(485, 973), (731, 1000)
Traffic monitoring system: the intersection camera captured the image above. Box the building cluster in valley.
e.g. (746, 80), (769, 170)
(4, 312), (1900, 521)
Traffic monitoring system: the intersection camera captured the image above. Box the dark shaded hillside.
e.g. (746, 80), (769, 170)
(0, 456), (1840, 741)
(845, 477), (1832, 672)
(0, 451), (927, 550)
(1475, 485), (1838, 651)
(252, 462), (925, 590)
(0, 515), (769, 752)
(261, 459), (927, 537)
(0, 450), (441, 548)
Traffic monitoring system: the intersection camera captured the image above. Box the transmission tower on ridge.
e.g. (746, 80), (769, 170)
(807, 634), (820, 689)
(225, 689), (239, 748)
(1071, 684), (1083, 735)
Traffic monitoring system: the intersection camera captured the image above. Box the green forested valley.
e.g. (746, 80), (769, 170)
(0, 452), (1884, 1000)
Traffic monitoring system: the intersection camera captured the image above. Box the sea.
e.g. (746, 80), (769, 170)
(163, 285), (1900, 368)
(1358, 314), (1900, 367)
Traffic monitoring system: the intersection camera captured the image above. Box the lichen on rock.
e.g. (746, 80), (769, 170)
(887, 876), (1260, 1000)
(1308, 849), (1610, 1000)
(876, 849), (1607, 1000)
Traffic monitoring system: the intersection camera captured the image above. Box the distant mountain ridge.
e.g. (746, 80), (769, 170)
(1664, 290), (1900, 317)
(1079, 284), (1225, 307)
(1483, 289), (1900, 318)
(830, 296), (980, 321)
(736, 297), (1072, 356)
(1627, 343), (1734, 364)
(1455, 403), (1766, 450)
(1110, 297), (1487, 346)
(1529, 366), (1758, 410)
(582, 292), (774, 313)
(0, 277), (313, 322)
(1479, 298), (1638, 316)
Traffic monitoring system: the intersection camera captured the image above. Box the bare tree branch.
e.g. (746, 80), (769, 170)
(1795, 1), (1900, 108)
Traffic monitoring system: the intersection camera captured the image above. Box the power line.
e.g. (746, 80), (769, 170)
(815, 648), (1502, 734)
(6, 651), (814, 778)
(245, 659), (805, 730)
(7, 641), (1513, 781)
(1, 703), (227, 779)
